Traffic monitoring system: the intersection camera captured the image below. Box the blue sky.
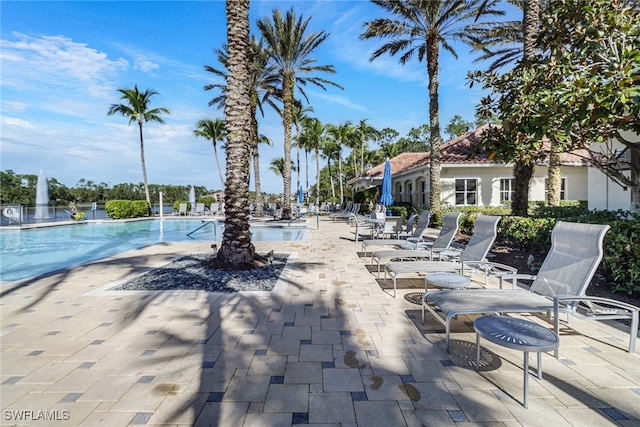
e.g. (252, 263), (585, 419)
(1, 1), (520, 193)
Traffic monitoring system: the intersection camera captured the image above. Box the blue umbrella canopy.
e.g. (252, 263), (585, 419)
(298, 185), (304, 204)
(379, 158), (394, 207)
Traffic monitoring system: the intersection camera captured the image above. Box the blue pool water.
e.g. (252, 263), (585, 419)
(0, 219), (306, 282)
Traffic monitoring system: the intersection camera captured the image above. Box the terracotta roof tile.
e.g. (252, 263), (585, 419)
(362, 125), (589, 177)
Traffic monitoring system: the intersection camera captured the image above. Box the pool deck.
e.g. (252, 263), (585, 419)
(1, 216), (638, 426)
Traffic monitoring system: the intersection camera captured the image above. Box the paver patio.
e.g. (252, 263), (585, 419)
(1, 217), (638, 426)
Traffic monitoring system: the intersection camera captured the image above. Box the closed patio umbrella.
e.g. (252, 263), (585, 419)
(379, 158), (393, 210)
(298, 185), (304, 204)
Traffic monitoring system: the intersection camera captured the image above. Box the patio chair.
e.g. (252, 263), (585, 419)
(349, 212), (384, 242)
(423, 221), (638, 355)
(370, 212), (462, 275)
(361, 210), (432, 252)
(383, 215), (501, 298)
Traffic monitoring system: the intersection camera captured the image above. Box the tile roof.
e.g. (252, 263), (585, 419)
(360, 125), (589, 178)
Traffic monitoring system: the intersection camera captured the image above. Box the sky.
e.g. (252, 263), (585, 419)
(1, 0), (521, 194)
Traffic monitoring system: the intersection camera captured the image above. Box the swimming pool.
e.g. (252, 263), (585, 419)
(0, 219), (307, 282)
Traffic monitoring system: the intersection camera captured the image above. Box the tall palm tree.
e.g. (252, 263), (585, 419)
(252, 134), (272, 215)
(301, 117), (327, 206)
(194, 118), (226, 191)
(269, 157), (296, 177)
(327, 122), (352, 205)
(205, 37), (280, 218)
(355, 119), (378, 176)
(107, 85), (170, 208)
(215, 0), (254, 266)
(292, 103), (314, 199)
(321, 137), (339, 202)
(257, 7), (342, 219)
(362, 0), (503, 211)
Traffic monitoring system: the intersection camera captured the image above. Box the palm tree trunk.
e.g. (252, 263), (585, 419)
(138, 121), (151, 210)
(295, 124), (301, 202)
(338, 153), (344, 205)
(214, 0), (255, 266)
(281, 74), (294, 220)
(315, 147), (321, 207)
(305, 149), (310, 196)
(426, 38), (442, 211)
(251, 106), (265, 217)
(547, 141), (562, 206)
(213, 143), (225, 191)
(512, 0), (540, 216)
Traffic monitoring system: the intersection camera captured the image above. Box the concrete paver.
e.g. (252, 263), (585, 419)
(1, 217), (639, 426)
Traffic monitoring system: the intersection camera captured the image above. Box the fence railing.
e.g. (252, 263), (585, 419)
(0, 204), (176, 227)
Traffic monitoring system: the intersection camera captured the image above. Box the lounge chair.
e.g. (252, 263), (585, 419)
(395, 213), (419, 238)
(177, 203), (188, 216)
(191, 203), (205, 216)
(361, 210), (432, 252)
(383, 215), (501, 298)
(370, 212), (462, 275)
(349, 212), (385, 242)
(333, 203), (361, 221)
(423, 221), (638, 354)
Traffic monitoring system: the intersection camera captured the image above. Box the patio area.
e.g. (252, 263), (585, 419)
(1, 217), (638, 426)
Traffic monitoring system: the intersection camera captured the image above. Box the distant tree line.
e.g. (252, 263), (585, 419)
(0, 170), (219, 206)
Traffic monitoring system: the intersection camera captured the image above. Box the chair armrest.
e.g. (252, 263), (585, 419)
(461, 261), (519, 288)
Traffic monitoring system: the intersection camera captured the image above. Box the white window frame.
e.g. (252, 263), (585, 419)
(455, 178), (478, 206)
(499, 178), (514, 203)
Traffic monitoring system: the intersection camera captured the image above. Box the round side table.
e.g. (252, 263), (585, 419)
(424, 272), (471, 292)
(474, 315), (559, 408)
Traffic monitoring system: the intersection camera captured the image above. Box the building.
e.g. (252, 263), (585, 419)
(348, 126), (590, 208)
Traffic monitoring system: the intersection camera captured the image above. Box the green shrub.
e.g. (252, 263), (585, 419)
(105, 200), (150, 219)
(387, 205), (407, 219)
(198, 196), (216, 207)
(499, 216), (556, 249)
(602, 216), (640, 295)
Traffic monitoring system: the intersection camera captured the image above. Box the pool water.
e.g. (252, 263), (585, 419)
(0, 219), (306, 282)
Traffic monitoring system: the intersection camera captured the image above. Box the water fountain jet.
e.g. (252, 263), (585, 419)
(34, 169), (50, 219)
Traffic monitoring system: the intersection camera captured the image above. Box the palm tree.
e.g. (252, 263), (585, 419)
(301, 117), (327, 206)
(355, 119), (378, 176)
(214, 0), (254, 266)
(252, 134), (272, 215)
(327, 122), (352, 205)
(194, 118), (226, 191)
(269, 157), (296, 177)
(292, 103), (314, 199)
(321, 137), (339, 202)
(362, 0), (503, 211)
(257, 7), (342, 219)
(107, 85), (170, 208)
(205, 36), (280, 218)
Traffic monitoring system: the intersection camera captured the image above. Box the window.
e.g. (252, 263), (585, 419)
(500, 178), (514, 203)
(545, 177), (566, 200)
(455, 179), (477, 205)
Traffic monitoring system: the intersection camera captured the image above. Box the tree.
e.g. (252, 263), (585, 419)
(300, 117), (327, 206)
(257, 7), (342, 219)
(107, 85), (170, 208)
(194, 118), (226, 191)
(252, 134), (272, 215)
(204, 36), (280, 218)
(355, 119), (378, 175)
(327, 122), (353, 205)
(215, 0), (255, 266)
(269, 157), (296, 177)
(445, 115), (474, 139)
(362, 0), (503, 210)
(472, 0), (640, 212)
(396, 124), (431, 152)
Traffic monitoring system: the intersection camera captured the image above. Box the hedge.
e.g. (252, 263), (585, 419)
(105, 200), (150, 219)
